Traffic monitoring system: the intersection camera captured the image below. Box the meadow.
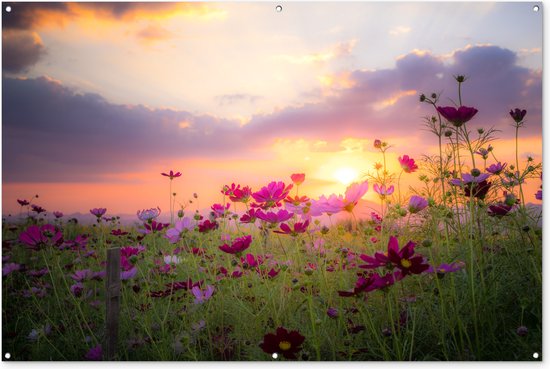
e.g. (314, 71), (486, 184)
(2, 77), (542, 361)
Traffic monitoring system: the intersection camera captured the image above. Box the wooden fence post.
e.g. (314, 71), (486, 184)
(105, 247), (121, 360)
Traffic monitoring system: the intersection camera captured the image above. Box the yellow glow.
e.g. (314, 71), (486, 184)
(333, 167), (359, 185)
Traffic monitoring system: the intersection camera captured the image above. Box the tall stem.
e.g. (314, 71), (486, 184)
(515, 124), (526, 208)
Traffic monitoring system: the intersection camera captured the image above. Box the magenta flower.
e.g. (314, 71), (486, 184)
(398, 155), (418, 173)
(198, 219), (219, 233)
(536, 190), (542, 200)
(191, 285), (214, 304)
(486, 162), (507, 175)
(359, 236), (428, 276)
(165, 217), (194, 243)
(211, 203), (231, 218)
(509, 108), (527, 123)
(255, 209), (294, 224)
(223, 183), (252, 203)
(320, 180), (369, 214)
(408, 195), (428, 214)
(451, 173), (492, 199)
(90, 208), (107, 218)
(53, 211), (63, 219)
(141, 220), (169, 234)
(137, 207), (161, 222)
(426, 261), (465, 275)
(290, 173), (306, 186)
(240, 209), (259, 224)
(161, 170), (181, 179)
(274, 220), (310, 236)
(219, 235), (252, 255)
(120, 245), (145, 258)
(373, 184), (394, 198)
(373, 139), (382, 149)
(19, 224), (63, 250)
(327, 307), (339, 319)
(70, 282), (85, 297)
(120, 267), (138, 280)
(71, 269), (92, 282)
(31, 205), (46, 214)
(436, 106), (478, 127)
(252, 181), (293, 207)
(84, 344), (102, 361)
(488, 203), (513, 217)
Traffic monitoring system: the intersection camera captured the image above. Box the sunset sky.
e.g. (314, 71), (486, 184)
(2, 2), (543, 218)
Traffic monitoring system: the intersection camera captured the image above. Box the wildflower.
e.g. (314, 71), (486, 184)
(198, 219), (218, 233)
(71, 269), (92, 282)
(436, 106), (478, 127)
(31, 205), (46, 214)
(53, 211), (63, 219)
(450, 173), (492, 199)
(327, 307), (339, 319)
(509, 108), (527, 123)
(426, 262), (465, 276)
(260, 327), (305, 360)
(165, 217), (194, 243)
(398, 155), (418, 173)
(475, 148), (490, 160)
(141, 220), (169, 234)
(120, 245), (145, 258)
(486, 162), (507, 175)
(408, 195), (428, 214)
(219, 235), (252, 255)
(19, 224), (63, 250)
(70, 282), (85, 297)
(211, 203), (231, 218)
(110, 229), (128, 236)
(290, 173), (305, 186)
(120, 267), (138, 280)
(163, 255), (180, 265)
(84, 344), (102, 361)
(161, 170), (181, 179)
(3, 263), (21, 276)
(17, 199), (30, 206)
(274, 220), (310, 236)
(516, 326), (528, 337)
(28, 329), (40, 342)
(373, 139), (382, 149)
(488, 203), (513, 217)
(256, 209), (294, 224)
(240, 209), (259, 224)
(90, 208), (107, 218)
(136, 207), (161, 222)
(373, 184), (394, 199)
(191, 285), (214, 304)
(252, 181), (293, 207)
(223, 184), (253, 203)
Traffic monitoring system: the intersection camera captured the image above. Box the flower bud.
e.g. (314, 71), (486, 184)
(455, 75), (466, 83)
(419, 94), (426, 102)
(444, 130), (453, 137)
(422, 239), (432, 248)
(477, 128), (484, 134)
(431, 93), (437, 99)
(470, 168), (481, 177)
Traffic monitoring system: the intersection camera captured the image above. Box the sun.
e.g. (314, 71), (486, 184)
(333, 167), (359, 185)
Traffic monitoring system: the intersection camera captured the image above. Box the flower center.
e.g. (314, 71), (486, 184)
(344, 202), (356, 212)
(401, 259), (412, 268)
(279, 341), (291, 351)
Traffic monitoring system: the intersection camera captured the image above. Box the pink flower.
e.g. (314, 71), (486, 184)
(71, 269), (92, 282)
(198, 219), (219, 233)
(436, 106), (478, 127)
(141, 220), (169, 234)
(223, 184), (252, 203)
(137, 207), (161, 222)
(536, 190), (542, 201)
(53, 211), (63, 219)
(90, 208), (107, 218)
(316, 180), (369, 214)
(161, 170), (181, 179)
(211, 203), (230, 218)
(3, 263), (21, 276)
(31, 205), (46, 214)
(219, 235), (252, 255)
(84, 344), (102, 361)
(373, 139), (382, 149)
(19, 224), (63, 250)
(486, 162), (507, 175)
(252, 181), (293, 207)
(274, 220), (310, 236)
(408, 195), (428, 214)
(17, 199), (30, 206)
(240, 209), (259, 224)
(192, 285), (214, 304)
(398, 155), (418, 173)
(165, 218), (194, 243)
(290, 173), (306, 186)
(255, 209), (294, 224)
(70, 282), (85, 297)
(373, 184), (394, 198)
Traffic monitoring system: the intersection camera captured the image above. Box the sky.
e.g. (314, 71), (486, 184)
(1, 1), (543, 218)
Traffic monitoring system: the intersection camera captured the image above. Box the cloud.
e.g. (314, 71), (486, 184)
(215, 94), (263, 106)
(2, 45), (541, 183)
(136, 24), (173, 43)
(277, 39), (357, 65)
(389, 26), (411, 36)
(2, 30), (46, 73)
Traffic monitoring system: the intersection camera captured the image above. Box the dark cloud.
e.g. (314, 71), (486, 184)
(2, 30), (46, 73)
(2, 3), (69, 30)
(2, 45), (541, 183)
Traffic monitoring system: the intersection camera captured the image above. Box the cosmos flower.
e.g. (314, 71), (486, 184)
(70, 282), (85, 297)
(373, 184), (394, 198)
(137, 207), (161, 222)
(259, 327), (305, 360)
(475, 148), (490, 159)
(84, 344), (102, 361)
(161, 170), (181, 179)
(509, 108), (527, 123)
(240, 209), (259, 224)
(165, 217), (194, 243)
(19, 224), (63, 250)
(487, 203), (513, 217)
(274, 220), (310, 236)
(141, 220), (169, 234)
(211, 203), (231, 218)
(486, 162), (507, 175)
(223, 184), (252, 203)
(17, 199), (30, 206)
(255, 209), (294, 224)
(436, 106), (478, 127)
(90, 208), (107, 218)
(450, 173), (492, 199)
(3, 263), (21, 276)
(426, 261), (465, 275)
(408, 195), (428, 214)
(198, 219), (219, 233)
(191, 285), (214, 304)
(290, 173), (305, 186)
(373, 139), (382, 149)
(31, 205), (46, 214)
(398, 155), (418, 173)
(252, 181), (293, 207)
(315, 181), (369, 214)
(219, 235), (252, 255)
(53, 211), (63, 219)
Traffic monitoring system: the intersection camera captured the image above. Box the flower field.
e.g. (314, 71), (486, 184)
(2, 77), (542, 361)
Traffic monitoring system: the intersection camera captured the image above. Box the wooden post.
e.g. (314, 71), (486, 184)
(105, 247), (121, 360)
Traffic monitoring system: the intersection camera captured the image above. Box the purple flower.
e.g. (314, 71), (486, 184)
(121, 267), (138, 280)
(436, 106), (478, 127)
(71, 269), (92, 282)
(136, 207), (161, 222)
(53, 211), (63, 219)
(165, 217), (194, 243)
(191, 285), (214, 304)
(90, 208), (107, 218)
(19, 224), (63, 250)
(3, 263), (21, 276)
(486, 162), (507, 175)
(84, 344), (102, 360)
(536, 190), (542, 201)
(373, 184), (395, 198)
(488, 203), (513, 217)
(219, 235), (252, 255)
(509, 108), (527, 123)
(327, 307), (339, 319)
(211, 203), (231, 218)
(70, 282), (85, 297)
(255, 209), (294, 224)
(408, 195), (428, 214)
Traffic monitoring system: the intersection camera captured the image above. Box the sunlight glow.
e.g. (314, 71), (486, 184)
(333, 167), (359, 185)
